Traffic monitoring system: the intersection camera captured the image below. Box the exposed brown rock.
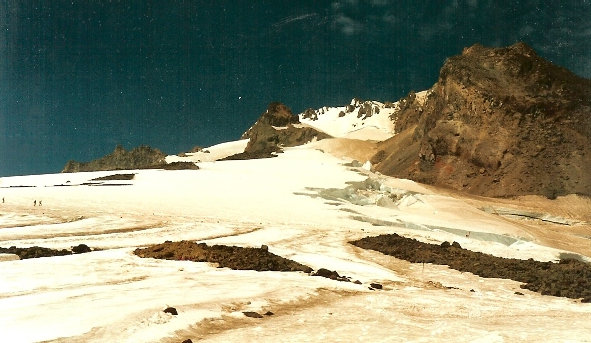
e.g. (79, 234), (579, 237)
(311, 268), (352, 282)
(134, 241), (313, 273)
(91, 173), (136, 181)
(164, 307), (178, 315)
(369, 282), (383, 289)
(72, 244), (92, 254)
(302, 108), (319, 120)
(62, 145), (167, 173)
(374, 42), (591, 198)
(229, 102), (330, 159)
(62, 146), (199, 172)
(155, 161), (199, 170)
(351, 233), (591, 301)
(0, 245), (94, 259)
(242, 311), (263, 318)
(240, 102), (299, 139)
(312, 268), (340, 279)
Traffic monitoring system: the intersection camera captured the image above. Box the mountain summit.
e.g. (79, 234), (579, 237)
(373, 42), (591, 198)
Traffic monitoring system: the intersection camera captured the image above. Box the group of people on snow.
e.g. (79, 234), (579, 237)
(0, 198), (43, 206)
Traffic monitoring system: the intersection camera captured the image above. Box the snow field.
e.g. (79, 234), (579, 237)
(1, 146), (590, 342)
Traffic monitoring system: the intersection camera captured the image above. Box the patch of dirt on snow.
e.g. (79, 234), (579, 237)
(164, 289), (358, 343)
(306, 138), (379, 163)
(134, 241), (313, 273)
(351, 233), (591, 302)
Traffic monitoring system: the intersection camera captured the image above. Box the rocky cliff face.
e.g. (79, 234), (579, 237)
(62, 145), (167, 173)
(228, 102), (330, 159)
(373, 42), (591, 198)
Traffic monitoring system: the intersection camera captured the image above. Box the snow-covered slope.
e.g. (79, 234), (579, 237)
(165, 139), (249, 163)
(297, 93), (426, 141)
(1, 143), (590, 342)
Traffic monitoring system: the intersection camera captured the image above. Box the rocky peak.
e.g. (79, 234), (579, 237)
(461, 42), (536, 58)
(230, 102), (330, 160)
(259, 102), (300, 127)
(241, 102), (301, 141)
(113, 144), (126, 155)
(373, 43), (591, 198)
(438, 42), (586, 102)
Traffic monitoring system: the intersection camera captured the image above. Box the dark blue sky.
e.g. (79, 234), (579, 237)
(1, 0), (590, 176)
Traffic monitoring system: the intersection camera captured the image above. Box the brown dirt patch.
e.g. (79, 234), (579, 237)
(308, 138), (379, 162)
(164, 288), (358, 343)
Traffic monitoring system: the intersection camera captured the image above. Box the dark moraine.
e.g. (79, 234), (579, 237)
(351, 233), (591, 302)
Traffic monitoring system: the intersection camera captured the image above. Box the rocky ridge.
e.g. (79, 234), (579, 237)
(372, 42), (591, 198)
(62, 145), (198, 172)
(225, 102), (331, 160)
(300, 98), (394, 122)
(298, 98), (399, 141)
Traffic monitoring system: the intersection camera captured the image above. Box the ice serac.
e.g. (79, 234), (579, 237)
(62, 145), (167, 172)
(227, 102), (331, 159)
(373, 42), (591, 198)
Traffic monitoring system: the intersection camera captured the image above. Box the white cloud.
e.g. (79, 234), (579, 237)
(272, 13), (318, 31)
(330, 1), (366, 35)
(334, 14), (364, 35)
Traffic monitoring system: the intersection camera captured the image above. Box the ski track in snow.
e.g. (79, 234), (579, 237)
(1, 146), (590, 342)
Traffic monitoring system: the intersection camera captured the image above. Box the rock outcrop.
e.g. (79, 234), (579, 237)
(226, 102), (330, 159)
(373, 43), (591, 198)
(62, 145), (167, 173)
